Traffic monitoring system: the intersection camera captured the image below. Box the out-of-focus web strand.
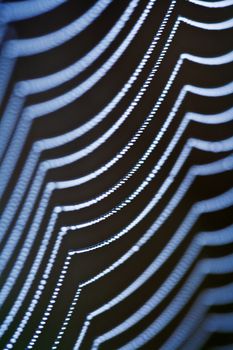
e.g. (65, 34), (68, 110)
(189, 0), (233, 8)
(182, 311), (233, 350)
(0, 0), (113, 103)
(0, 0), (67, 49)
(161, 284), (233, 350)
(0, 0), (67, 23)
(117, 250), (233, 350)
